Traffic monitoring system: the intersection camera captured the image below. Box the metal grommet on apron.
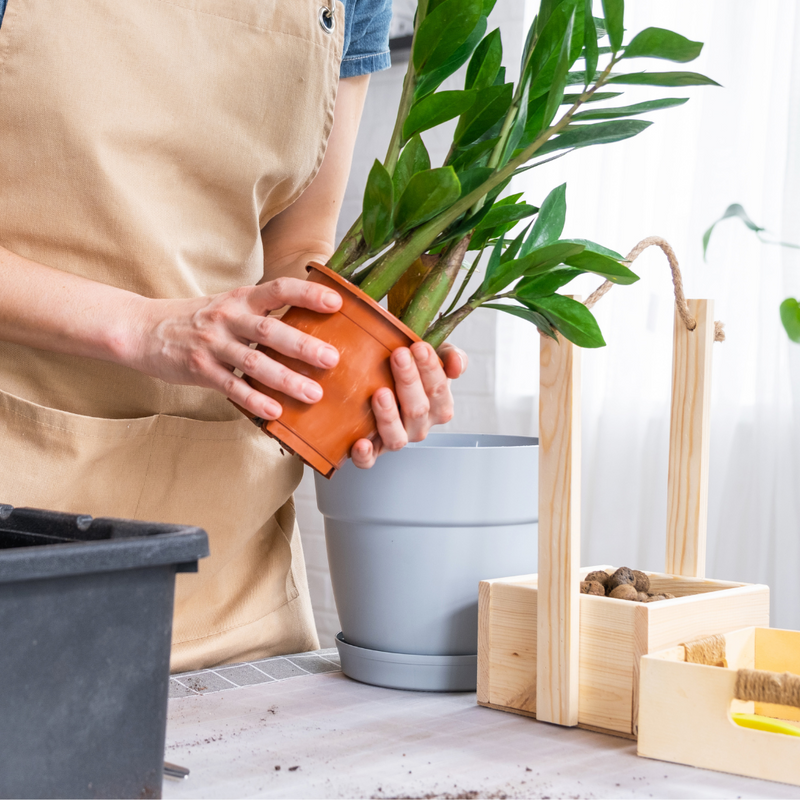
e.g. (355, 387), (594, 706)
(0, 0), (345, 673)
(319, 5), (336, 33)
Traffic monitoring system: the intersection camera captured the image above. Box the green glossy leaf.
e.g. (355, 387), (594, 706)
(562, 91), (623, 103)
(414, 17), (488, 100)
(450, 137), (500, 171)
(529, 1), (586, 99)
(544, 8), (576, 127)
(563, 250), (639, 284)
(780, 298), (800, 343)
(483, 241), (585, 295)
(502, 223), (535, 264)
(454, 82), (514, 146)
(362, 160), (394, 250)
(558, 238), (625, 259)
(470, 205), (535, 253)
(516, 267), (582, 299)
(536, 0), (561, 32)
(484, 234), (505, 276)
(571, 97), (688, 120)
(521, 16), (537, 73)
(521, 94), (548, 143)
(394, 167), (462, 234)
(584, 0), (598, 84)
(477, 203), (539, 231)
(601, 0), (624, 52)
(413, 0), (484, 75)
(536, 118), (652, 156)
(449, 179), (514, 248)
(483, 0), (498, 14)
(466, 28), (503, 91)
(403, 90), (477, 140)
(608, 71), (721, 86)
(501, 73), (531, 165)
(457, 166), (495, 199)
(622, 27), (703, 63)
(527, 294), (606, 347)
(522, 183), (567, 255)
(481, 303), (558, 339)
(393, 136), (432, 199)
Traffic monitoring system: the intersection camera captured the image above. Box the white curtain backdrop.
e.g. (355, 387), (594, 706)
(497, 0), (800, 628)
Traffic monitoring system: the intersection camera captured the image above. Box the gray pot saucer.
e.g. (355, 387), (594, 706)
(336, 633), (477, 693)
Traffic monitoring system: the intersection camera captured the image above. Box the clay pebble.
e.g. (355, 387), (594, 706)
(607, 566), (636, 592)
(580, 580), (606, 596)
(632, 570), (650, 593)
(608, 583), (638, 601)
(584, 570), (610, 589)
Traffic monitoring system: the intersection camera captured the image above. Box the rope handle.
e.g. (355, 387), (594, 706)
(735, 669), (800, 710)
(584, 236), (726, 343)
(681, 634), (800, 709)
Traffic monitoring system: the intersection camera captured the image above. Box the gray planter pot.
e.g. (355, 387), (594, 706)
(315, 432), (538, 691)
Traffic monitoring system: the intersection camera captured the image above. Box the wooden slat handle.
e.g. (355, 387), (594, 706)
(666, 299), (714, 578)
(536, 329), (581, 726)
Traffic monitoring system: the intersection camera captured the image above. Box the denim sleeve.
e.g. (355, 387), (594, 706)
(340, 0), (392, 78)
(0, 0), (7, 29)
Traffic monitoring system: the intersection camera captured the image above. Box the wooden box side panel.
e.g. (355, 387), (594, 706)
(577, 596), (638, 734)
(647, 574), (745, 596)
(480, 581), (538, 714)
(638, 656), (800, 786)
(754, 628), (800, 722)
(645, 586), (770, 653)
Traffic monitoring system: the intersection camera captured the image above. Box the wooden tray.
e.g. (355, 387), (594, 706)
(638, 627), (800, 785)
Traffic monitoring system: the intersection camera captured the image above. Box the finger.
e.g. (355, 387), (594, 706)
(437, 342), (468, 379)
(390, 347), (431, 442)
(409, 341), (454, 427)
(218, 341), (324, 404)
(229, 314), (339, 369)
(372, 387), (408, 451)
(350, 438), (379, 469)
(251, 277), (342, 315)
(204, 361), (284, 420)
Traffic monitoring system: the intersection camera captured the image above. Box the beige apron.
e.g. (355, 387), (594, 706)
(0, 0), (344, 671)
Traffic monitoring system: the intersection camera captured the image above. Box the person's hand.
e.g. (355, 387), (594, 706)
(350, 341), (468, 469)
(126, 277), (342, 419)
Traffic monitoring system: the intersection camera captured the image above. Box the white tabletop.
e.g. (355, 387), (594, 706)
(163, 660), (800, 799)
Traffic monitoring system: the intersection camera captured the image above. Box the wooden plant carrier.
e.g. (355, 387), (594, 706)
(638, 627), (800, 786)
(476, 239), (770, 738)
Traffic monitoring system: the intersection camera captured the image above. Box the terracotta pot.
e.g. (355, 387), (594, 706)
(247, 262), (423, 478)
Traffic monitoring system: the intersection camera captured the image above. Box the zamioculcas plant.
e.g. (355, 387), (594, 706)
(327, 0), (718, 346)
(249, 0), (719, 476)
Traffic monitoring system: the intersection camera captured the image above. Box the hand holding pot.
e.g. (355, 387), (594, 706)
(350, 341), (467, 470)
(127, 277), (343, 420)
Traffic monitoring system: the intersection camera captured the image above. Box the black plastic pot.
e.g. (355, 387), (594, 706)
(0, 504), (209, 800)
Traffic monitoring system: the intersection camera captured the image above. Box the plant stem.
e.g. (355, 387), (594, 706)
(338, 249), (372, 279)
(359, 58), (618, 301)
(382, 10), (425, 175)
(423, 298), (481, 349)
(328, 218), (365, 273)
(443, 245), (485, 317)
(401, 235), (472, 335)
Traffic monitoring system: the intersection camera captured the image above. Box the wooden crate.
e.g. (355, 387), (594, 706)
(638, 627), (800, 785)
(477, 294), (771, 737)
(478, 569), (769, 736)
